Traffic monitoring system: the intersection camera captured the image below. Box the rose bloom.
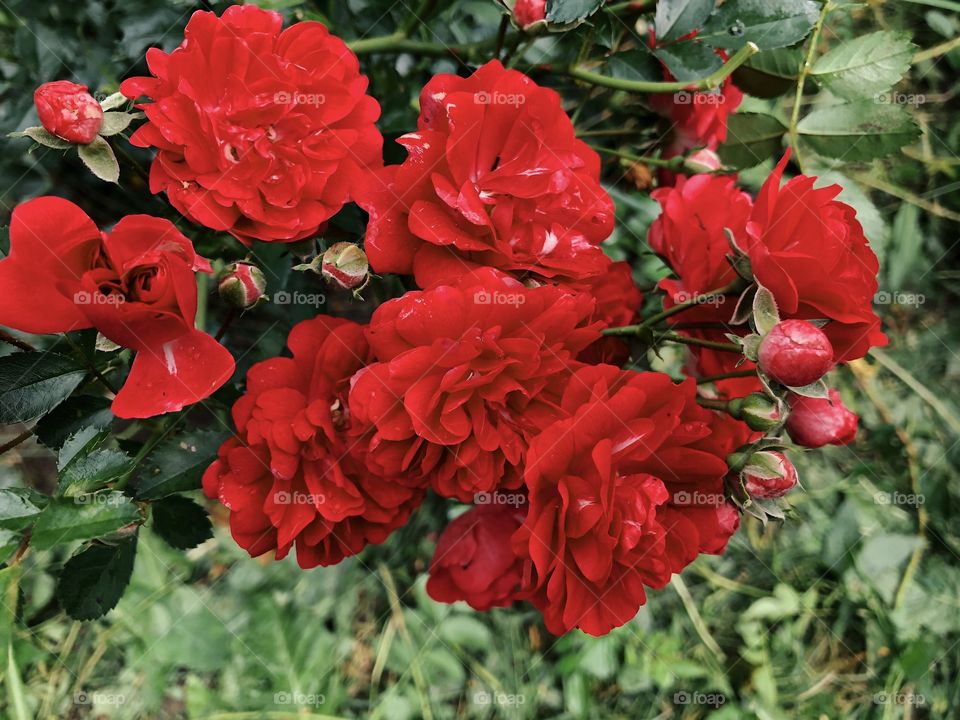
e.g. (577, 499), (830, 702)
(745, 152), (887, 361)
(0, 197), (233, 418)
(34, 80), (103, 144)
(349, 267), (601, 503)
(574, 260), (643, 365)
(120, 5), (382, 243)
(786, 389), (858, 448)
(427, 502), (529, 611)
(513, 365), (747, 636)
(202, 316), (423, 568)
(358, 60), (614, 288)
(649, 174), (759, 395)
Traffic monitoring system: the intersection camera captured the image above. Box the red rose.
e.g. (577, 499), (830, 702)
(757, 319), (834, 387)
(649, 174), (759, 395)
(34, 80), (103, 144)
(0, 197), (234, 418)
(574, 260), (643, 365)
(786, 389), (858, 448)
(744, 152), (887, 362)
(202, 316), (423, 568)
(513, 365), (746, 635)
(349, 267), (601, 503)
(427, 502), (529, 611)
(358, 60), (614, 288)
(120, 5), (382, 243)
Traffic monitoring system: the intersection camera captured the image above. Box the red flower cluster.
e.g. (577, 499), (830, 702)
(202, 316), (423, 568)
(0, 197), (233, 418)
(121, 5), (382, 243)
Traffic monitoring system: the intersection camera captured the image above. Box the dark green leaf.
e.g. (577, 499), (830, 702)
(0, 489), (43, 531)
(34, 395), (114, 450)
(733, 48), (800, 97)
(150, 496), (213, 550)
(811, 31), (915, 100)
(653, 41), (723, 82)
(700, 0), (820, 51)
(0, 352), (86, 424)
(607, 48), (662, 82)
(796, 101), (920, 161)
(31, 493), (140, 550)
(717, 112), (787, 168)
(58, 449), (133, 497)
(545, 0), (603, 25)
(134, 430), (228, 500)
(58, 426), (110, 471)
(77, 136), (120, 183)
(0, 530), (21, 564)
(56, 537), (137, 620)
(655, 0), (715, 44)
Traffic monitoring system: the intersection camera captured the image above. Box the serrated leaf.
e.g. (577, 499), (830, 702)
(733, 48), (801, 97)
(0, 352), (86, 424)
(98, 112), (139, 137)
(797, 101), (920, 161)
(34, 395), (114, 450)
(58, 426), (110, 471)
(56, 537), (137, 620)
(30, 493), (140, 550)
(134, 430), (228, 500)
(151, 496), (213, 550)
(718, 113), (787, 169)
(812, 31), (915, 100)
(59, 449), (132, 497)
(77, 136), (120, 183)
(699, 0), (820, 51)
(607, 48), (662, 82)
(740, 333), (762, 361)
(653, 41), (723, 82)
(752, 286), (781, 335)
(545, 0), (603, 24)
(7, 126), (72, 149)
(0, 489), (43, 531)
(730, 286), (757, 325)
(655, 0), (716, 44)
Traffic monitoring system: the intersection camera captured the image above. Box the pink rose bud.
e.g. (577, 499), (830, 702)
(729, 392), (782, 432)
(786, 389), (858, 448)
(758, 319), (834, 387)
(34, 81), (104, 144)
(321, 242), (368, 290)
(683, 148), (722, 174)
(513, 0), (546, 28)
(219, 261), (267, 310)
(742, 451), (798, 499)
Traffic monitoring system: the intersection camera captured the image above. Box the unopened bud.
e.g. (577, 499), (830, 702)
(729, 392), (782, 432)
(512, 0), (546, 29)
(741, 451), (798, 499)
(218, 261), (267, 310)
(34, 81), (104, 144)
(320, 242), (368, 290)
(683, 148), (722, 174)
(758, 319), (834, 387)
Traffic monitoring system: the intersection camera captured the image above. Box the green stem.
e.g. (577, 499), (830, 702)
(788, 1), (832, 173)
(567, 41), (759, 94)
(696, 369), (758, 385)
(0, 329), (36, 352)
(400, 0), (439, 36)
(657, 332), (742, 353)
(0, 427), (34, 455)
(593, 145), (684, 168)
(641, 279), (746, 328)
(696, 397), (731, 412)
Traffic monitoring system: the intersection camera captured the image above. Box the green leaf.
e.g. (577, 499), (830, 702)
(886, 202), (922, 289)
(58, 425), (110, 471)
(59, 448), (133, 497)
(733, 48), (800, 97)
(811, 31), (915, 100)
(607, 48), (662, 82)
(134, 430), (228, 500)
(0, 489), (44, 531)
(653, 41), (723, 82)
(98, 111), (139, 137)
(34, 395), (114, 450)
(655, 0), (716, 44)
(717, 113), (787, 169)
(7, 126), (72, 149)
(56, 536), (137, 620)
(0, 352), (86, 424)
(545, 0), (603, 24)
(98, 92), (128, 111)
(77, 135), (120, 183)
(786, 378), (830, 399)
(752, 285), (780, 335)
(0, 530), (21, 564)
(30, 493), (140, 550)
(796, 101), (920, 161)
(699, 0), (820, 51)
(150, 496), (213, 550)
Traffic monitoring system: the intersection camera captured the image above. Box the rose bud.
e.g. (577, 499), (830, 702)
(513, 0), (546, 29)
(683, 148), (722, 174)
(758, 319), (834, 387)
(321, 242), (368, 290)
(34, 81), (104, 144)
(729, 392), (782, 432)
(218, 261), (267, 310)
(786, 389), (858, 448)
(742, 451), (798, 499)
